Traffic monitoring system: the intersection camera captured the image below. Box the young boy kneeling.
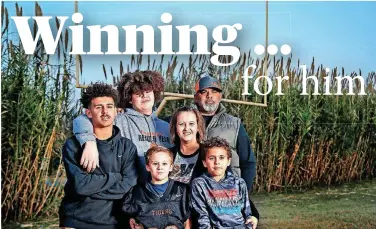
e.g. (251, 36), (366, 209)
(122, 146), (191, 229)
(191, 137), (256, 229)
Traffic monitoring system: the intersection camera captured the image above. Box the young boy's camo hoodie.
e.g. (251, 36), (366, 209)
(191, 171), (253, 229)
(73, 107), (173, 184)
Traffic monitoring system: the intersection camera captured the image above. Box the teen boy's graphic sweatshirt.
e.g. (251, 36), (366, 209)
(191, 171), (253, 229)
(73, 107), (173, 184)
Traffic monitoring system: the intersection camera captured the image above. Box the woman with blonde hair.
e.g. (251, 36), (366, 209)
(168, 106), (206, 184)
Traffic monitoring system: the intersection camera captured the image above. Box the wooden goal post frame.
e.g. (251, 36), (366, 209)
(74, 1), (269, 115)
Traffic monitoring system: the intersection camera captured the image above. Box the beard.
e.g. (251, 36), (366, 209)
(201, 102), (219, 113)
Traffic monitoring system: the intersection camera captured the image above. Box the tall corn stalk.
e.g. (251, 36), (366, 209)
(104, 47), (376, 192)
(1, 2), (79, 221)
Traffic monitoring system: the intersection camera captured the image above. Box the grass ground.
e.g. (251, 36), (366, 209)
(254, 179), (376, 229)
(3, 179), (376, 229)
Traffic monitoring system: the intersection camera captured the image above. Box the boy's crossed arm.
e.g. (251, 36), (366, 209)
(62, 140), (122, 196)
(90, 141), (138, 200)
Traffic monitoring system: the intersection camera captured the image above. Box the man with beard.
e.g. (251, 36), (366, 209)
(192, 75), (257, 192)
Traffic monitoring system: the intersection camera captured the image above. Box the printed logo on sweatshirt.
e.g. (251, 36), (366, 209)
(208, 189), (238, 198)
(138, 131), (170, 143)
(151, 208), (172, 216)
(169, 152), (199, 184)
(170, 163), (196, 184)
(206, 188), (243, 215)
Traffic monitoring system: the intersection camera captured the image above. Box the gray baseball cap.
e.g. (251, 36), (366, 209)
(194, 75), (222, 93)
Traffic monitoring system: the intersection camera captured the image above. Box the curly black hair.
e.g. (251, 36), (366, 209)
(81, 82), (119, 109)
(201, 136), (232, 160)
(117, 70), (165, 108)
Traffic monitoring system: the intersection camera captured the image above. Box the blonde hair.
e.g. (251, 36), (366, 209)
(145, 145), (174, 165)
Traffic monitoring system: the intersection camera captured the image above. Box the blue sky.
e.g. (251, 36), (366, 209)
(4, 1), (376, 86)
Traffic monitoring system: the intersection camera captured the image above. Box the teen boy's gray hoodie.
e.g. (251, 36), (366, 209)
(73, 108), (173, 183)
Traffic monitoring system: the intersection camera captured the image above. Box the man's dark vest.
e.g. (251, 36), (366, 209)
(192, 103), (241, 177)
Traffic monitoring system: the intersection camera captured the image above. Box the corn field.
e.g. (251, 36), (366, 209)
(1, 2), (79, 221)
(2, 1), (376, 223)
(104, 41), (376, 193)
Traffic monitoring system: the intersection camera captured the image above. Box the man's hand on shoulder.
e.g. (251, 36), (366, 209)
(80, 141), (99, 172)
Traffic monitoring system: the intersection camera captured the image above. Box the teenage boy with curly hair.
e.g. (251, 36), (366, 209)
(59, 83), (138, 229)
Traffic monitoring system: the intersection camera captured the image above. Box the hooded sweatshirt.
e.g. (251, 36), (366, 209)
(122, 179), (190, 229)
(190, 171), (252, 229)
(73, 108), (173, 184)
(59, 126), (138, 228)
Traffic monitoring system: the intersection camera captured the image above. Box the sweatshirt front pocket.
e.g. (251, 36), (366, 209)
(72, 197), (89, 218)
(73, 197), (117, 224)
